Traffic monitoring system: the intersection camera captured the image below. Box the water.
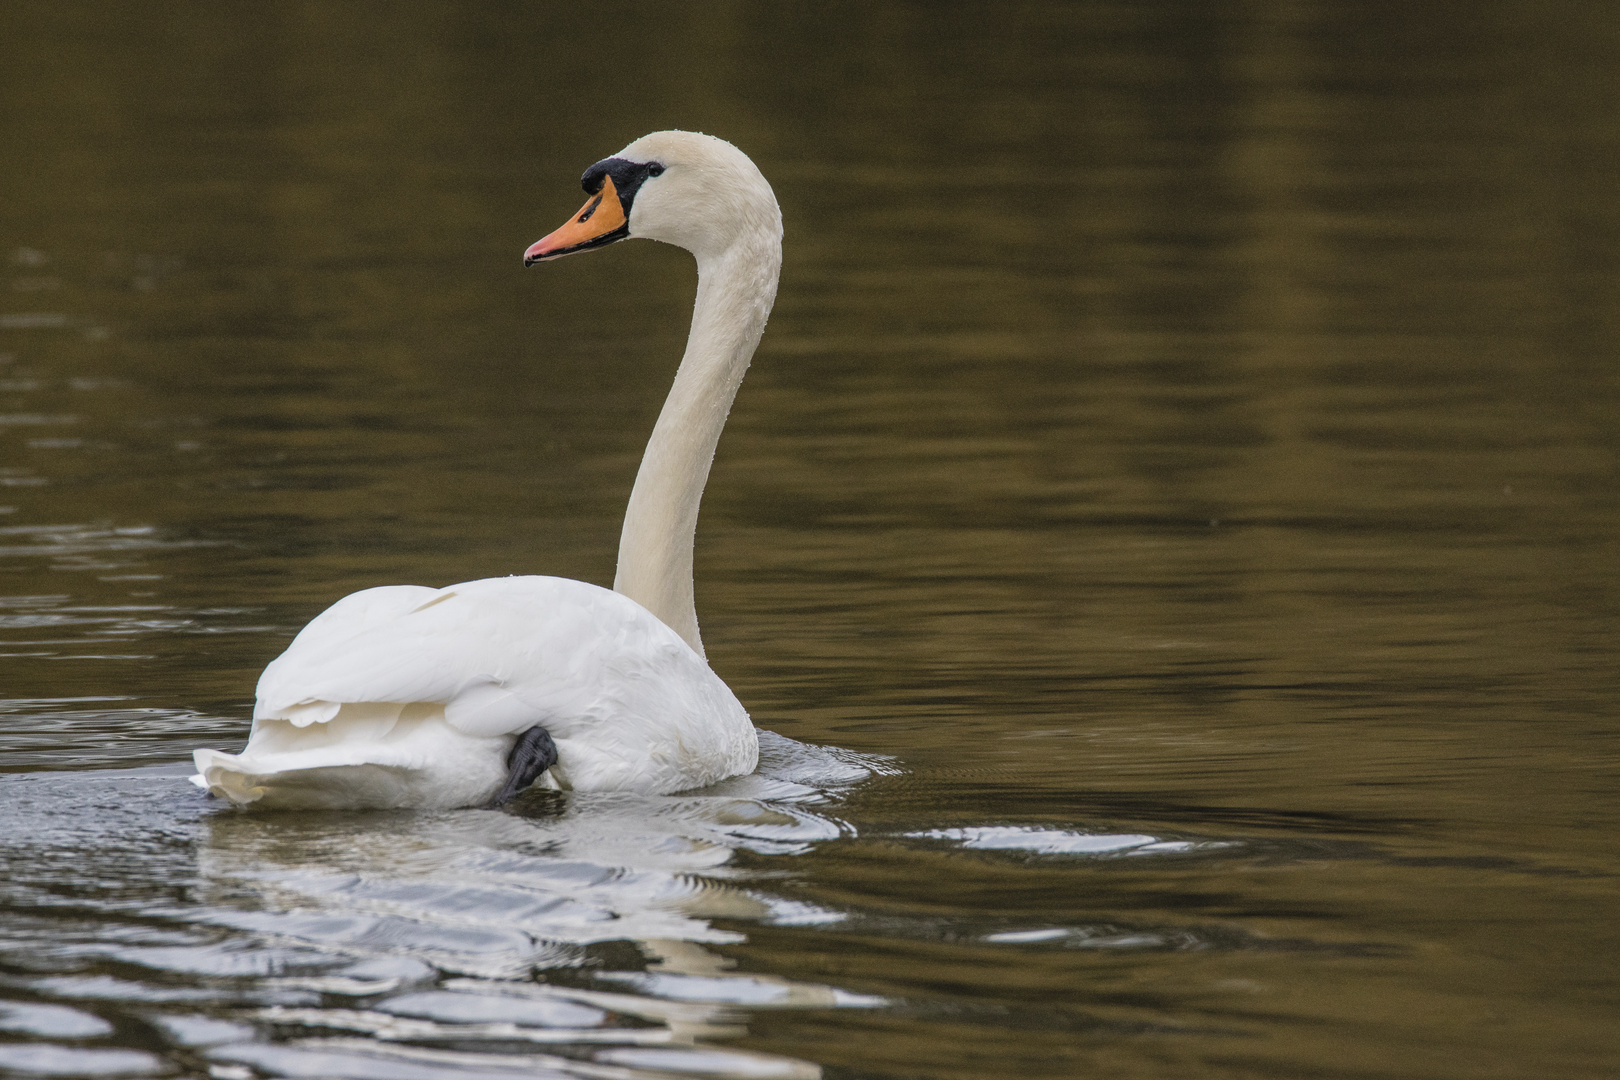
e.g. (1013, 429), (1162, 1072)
(2, 2), (1618, 1077)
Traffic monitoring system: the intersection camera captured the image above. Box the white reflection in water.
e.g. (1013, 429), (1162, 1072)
(0, 1044), (171, 1077)
(195, 733), (882, 975)
(0, 1000), (115, 1038)
(908, 825), (1233, 857)
(0, 733), (895, 1079)
(911, 826), (1155, 854)
(181, 731), (890, 1078)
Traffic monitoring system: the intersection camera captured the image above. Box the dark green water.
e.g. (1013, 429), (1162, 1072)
(1, 2), (1617, 1077)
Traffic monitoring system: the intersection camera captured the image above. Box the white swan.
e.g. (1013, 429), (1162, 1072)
(191, 131), (780, 809)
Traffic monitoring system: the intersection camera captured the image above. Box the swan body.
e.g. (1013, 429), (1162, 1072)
(191, 131), (781, 809)
(192, 577), (754, 809)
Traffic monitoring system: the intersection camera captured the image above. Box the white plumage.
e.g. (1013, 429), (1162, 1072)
(193, 578), (755, 809)
(191, 131), (780, 809)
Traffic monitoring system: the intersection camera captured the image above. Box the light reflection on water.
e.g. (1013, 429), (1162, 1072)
(0, 735), (896, 1078)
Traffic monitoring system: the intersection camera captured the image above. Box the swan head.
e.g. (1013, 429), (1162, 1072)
(524, 130), (779, 267)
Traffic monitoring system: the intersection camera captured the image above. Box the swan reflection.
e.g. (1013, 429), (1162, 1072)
(186, 732), (892, 1079)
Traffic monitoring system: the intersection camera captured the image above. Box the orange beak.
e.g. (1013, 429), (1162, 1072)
(524, 174), (629, 265)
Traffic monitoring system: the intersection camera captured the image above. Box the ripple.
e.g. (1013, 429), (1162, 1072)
(0, 314), (70, 330)
(0, 745), (882, 1077)
(0, 1045), (171, 1077)
(592, 970), (887, 1009)
(0, 1000), (114, 1038)
(980, 926), (1196, 950)
(0, 703), (243, 771)
(0, 413), (77, 426)
(374, 989), (606, 1027)
(143, 1014), (253, 1047)
(0, 523), (215, 569)
(204, 1041), (543, 1080)
(249, 1004), (657, 1045)
(598, 1046), (820, 1078)
(903, 825), (1241, 858)
(907, 826), (1156, 855)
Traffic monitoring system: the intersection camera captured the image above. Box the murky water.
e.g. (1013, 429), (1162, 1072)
(2, 2), (1618, 1077)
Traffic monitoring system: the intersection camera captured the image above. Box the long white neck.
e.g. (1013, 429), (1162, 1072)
(613, 230), (781, 656)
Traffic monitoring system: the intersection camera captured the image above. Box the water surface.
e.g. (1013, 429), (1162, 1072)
(1, 2), (1618, 1078)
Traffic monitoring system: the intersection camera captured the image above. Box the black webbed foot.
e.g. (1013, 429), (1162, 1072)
(487, 725), (558, 807)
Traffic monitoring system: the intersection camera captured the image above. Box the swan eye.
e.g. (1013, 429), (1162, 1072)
(646, 163), (666, 177)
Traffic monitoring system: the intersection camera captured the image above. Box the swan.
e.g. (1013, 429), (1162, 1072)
(190, 131), (780, 809)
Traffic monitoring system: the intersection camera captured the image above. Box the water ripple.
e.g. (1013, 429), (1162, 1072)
(0, 735), (895, 1077)
(905, 825), (1237, 857)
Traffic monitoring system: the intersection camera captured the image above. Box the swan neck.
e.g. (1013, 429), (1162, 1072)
(613, 233), (780, 656)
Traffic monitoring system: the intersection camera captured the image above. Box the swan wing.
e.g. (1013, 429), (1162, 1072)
(217, 576), (755, 802)
(255, 577), (661, 733)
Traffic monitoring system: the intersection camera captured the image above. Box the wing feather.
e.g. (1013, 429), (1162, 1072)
(214, 575), (756, 803)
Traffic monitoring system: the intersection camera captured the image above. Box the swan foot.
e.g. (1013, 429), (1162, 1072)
(488, 725), (558, 807)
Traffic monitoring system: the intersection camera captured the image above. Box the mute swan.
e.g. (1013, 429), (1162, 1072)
(191, 131), (779, 809)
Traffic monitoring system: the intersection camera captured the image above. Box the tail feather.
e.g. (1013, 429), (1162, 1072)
(190, 703), (518, 810)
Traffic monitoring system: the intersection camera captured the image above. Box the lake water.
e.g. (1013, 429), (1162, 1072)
(2, 2), (1618, 1078)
